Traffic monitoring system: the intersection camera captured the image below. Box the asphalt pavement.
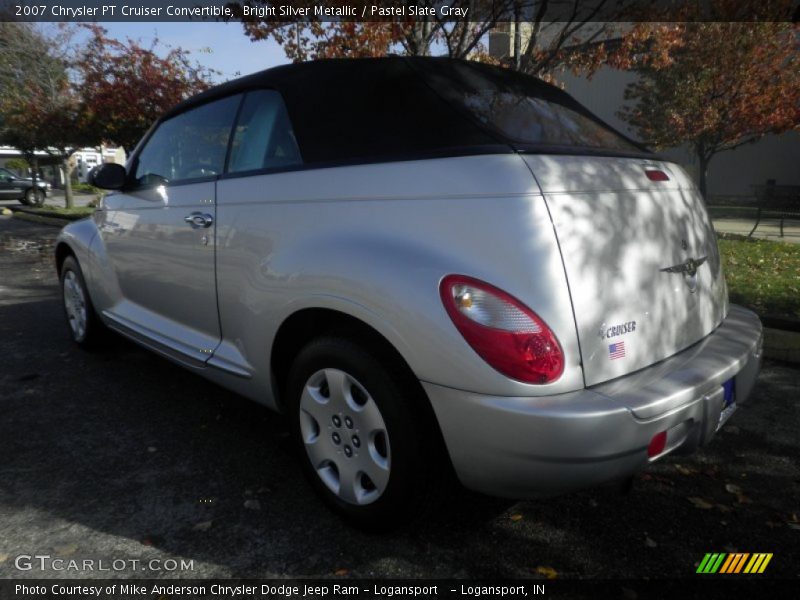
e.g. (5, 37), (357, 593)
(0, 215), (798, 581)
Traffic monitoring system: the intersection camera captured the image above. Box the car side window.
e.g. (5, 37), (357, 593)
(134, 94), (241, 187)
(227, 90), (302, 174)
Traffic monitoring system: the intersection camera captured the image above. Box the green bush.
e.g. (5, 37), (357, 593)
(5, 158), (29, 172)
(71, 182), (102, 194)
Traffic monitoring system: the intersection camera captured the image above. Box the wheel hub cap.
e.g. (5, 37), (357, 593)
(299, 368), (391, 505)
(63, 271), (87, 340)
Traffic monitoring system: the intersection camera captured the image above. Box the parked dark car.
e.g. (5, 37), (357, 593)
(0, 167), (51, 205)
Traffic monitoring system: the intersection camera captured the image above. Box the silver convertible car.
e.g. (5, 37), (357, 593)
(57, 57), (762, 528)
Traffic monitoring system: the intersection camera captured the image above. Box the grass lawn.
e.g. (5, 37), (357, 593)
(22, 204), (95, 220)
(718, 234), (800, 320)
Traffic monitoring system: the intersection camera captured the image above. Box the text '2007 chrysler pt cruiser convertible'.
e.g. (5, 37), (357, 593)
(56, 57), (762, 528)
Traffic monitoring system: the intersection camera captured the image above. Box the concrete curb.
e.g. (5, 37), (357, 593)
(763, 328), (800, 364)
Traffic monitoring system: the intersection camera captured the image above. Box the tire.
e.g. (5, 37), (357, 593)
(60, 255), (105, 348)
(24, 187), (44, 206)
(287, 336), (445, 530)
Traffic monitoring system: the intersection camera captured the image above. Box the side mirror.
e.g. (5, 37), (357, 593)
(88, 163), (127, 190)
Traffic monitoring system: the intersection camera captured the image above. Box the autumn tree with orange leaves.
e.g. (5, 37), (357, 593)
(0, 23), (83, 205)
(0, 24), (216, 207)
(78, 25), (217, 153)
(618, 17), (799, 197)
(235, 0), (637, 79)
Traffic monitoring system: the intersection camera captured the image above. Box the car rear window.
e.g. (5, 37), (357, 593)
(415, 60), (643, 154)
(274, 59), (503, 165)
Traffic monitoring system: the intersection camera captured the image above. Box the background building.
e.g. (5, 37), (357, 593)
(489, 25), (800, 200)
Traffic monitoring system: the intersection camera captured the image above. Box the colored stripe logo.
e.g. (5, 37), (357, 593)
(608, 341), (625, 359)
(697, 553), (773, 574)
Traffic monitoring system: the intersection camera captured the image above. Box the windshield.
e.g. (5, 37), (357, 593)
(416, 60), (644, 154)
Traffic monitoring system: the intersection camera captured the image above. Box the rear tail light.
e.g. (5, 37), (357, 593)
(439, 275), (564, 384)
(644, 169), (669, 181)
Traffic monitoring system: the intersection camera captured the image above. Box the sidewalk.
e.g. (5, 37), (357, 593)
(713, 217), (800, 243)
(0, 190), (96, 210)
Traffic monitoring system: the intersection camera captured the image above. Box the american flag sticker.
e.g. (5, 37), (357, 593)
(608, 341), (626, 360)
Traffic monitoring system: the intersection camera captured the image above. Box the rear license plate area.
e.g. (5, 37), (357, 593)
(717, 378), (737, 430)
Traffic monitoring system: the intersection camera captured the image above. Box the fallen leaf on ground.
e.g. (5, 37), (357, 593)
(715, 504), (732, 513)
(645, 536), (657, 548)
(509, 514), (523, 522)
(334, 568), (349, 576)
(688, 497), (714, 509)
(535, 566), (558, 579)
(621, 587), (637, 600)
(53, 544), (78, 556)
(675, 464), (694, 476)
(243, 499), (261, 510)
(192, 520), (213, 532)
(725, 484), (743, 495)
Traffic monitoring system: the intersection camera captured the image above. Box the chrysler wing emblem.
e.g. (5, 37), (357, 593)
(660, 256), (708, 277)
(661, 256), (708, 293)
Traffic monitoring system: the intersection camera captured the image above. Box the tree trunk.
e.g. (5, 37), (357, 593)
(513, 2), (522, 70)
(697, 153), (711, 200)
(62, 159), (74, 209)
(27, 154), (46, 207)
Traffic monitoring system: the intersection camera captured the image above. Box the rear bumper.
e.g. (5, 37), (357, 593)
(424, 305), (763, 498)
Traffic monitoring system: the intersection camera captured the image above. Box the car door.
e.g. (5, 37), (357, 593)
(0, 168), (18, 198)
(100, 94), (242, 365)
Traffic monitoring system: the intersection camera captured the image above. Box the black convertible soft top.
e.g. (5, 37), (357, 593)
(160, 56), (647, 166)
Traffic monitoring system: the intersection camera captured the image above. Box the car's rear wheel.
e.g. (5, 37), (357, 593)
(287, 336), (443, 530)
(60, 255), (104, 348)
(24, 187), (44, 206)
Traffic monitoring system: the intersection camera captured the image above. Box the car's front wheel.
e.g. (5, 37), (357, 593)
(60, 255), (104, 348)
(287, 335), (444, 530)
(24, 187), (44, 206)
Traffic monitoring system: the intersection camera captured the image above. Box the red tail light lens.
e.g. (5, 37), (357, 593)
(440, 275), (564, 384)
(645, 169), (669, 181)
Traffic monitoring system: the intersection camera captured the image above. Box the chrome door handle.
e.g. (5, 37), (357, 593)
(184, 212), (213, 229)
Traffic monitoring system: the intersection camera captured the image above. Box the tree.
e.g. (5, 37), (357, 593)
(0, 23), (77, 205)
(78, 25), (217, 152)
(618, 12), (799, 196)
(1, 24), (217, 207)
(4, 158), (30, 174)
(235, 1), (635, 79)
